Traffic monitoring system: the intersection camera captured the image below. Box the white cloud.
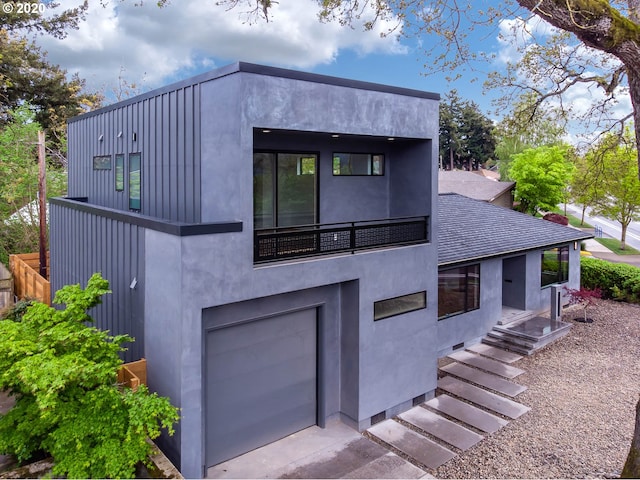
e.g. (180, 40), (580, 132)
(35, 0), (407, 97)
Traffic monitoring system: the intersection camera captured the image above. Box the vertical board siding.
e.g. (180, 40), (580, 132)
(50, 203), (145, 362)
(67, 84), (202, 223)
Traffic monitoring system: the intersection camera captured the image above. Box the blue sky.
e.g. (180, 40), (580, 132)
(31, 0), (515, 115)
(32, 0), (631, 136)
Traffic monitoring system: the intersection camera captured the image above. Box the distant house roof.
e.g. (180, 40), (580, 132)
(438, 170), (515, 202)
(438, 193), (593, 266)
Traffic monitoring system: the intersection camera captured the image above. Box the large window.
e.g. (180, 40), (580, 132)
(115, 154), (124, 191)
(129, 152), (141, 211)
(332, 153), (384, 176)
(374, 291), (426, 321)
(541, 246), (569, 287)
(438, 264), (480, 319)
(253, 152), (317, 228)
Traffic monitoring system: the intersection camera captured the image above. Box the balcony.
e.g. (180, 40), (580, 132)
(254, 216), (429, 263)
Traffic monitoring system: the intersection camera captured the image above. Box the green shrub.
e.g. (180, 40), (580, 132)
(0, 273), (180, 478)
(581, 256), (640, 303)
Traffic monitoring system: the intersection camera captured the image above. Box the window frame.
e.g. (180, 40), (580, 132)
(332, 153), (385, 176)
(438, 264), (481, 320)
(374, 291), (427, 321)
(128, 152), (141, 211)
(93, 155), (112, 170)
(541, 245), (569, 288)
(115, 154), (125, 191)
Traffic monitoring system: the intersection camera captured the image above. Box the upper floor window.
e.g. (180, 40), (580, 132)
(129, 152), (141, 211)
(541, 246), (569, 287)
(93, 155), (111, 170)
(115, 154), (124, 191)
(438, 264), (480, 319)
(333, 153), (384, 176)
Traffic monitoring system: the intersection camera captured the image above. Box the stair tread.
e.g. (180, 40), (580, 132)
(440, 362), (527, 397)
(424, 394), (508, 433)
(465, 343), (523, 363)
(399, 406), (483, 451)
(368, 420), (456, 469)
(447, 350), (525, 378)
(438, 376), (530, 419)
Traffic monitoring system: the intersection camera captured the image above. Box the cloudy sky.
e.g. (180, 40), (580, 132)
(32, 0), (632, 135)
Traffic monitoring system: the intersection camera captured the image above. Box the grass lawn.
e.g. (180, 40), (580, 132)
(550, 208), (593, 229)
(595, 237), (640, 255)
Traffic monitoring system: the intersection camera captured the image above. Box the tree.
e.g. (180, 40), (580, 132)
(213, 0), (640, 174)
(439, 91), (496, 170)
(1, 1), (101, 152)
(494, 94), (567, 180)
(509, 145), (574, 215)
(0, 273), (180, 479)
(590, 131), (640, 249)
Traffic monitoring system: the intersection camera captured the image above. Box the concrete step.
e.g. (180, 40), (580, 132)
(368, 420), (456, 469)
(493, 317), (572, 342)
(398, 406), (483, 451)
(447, 350), (525, 379)
(465, 343), (523, 364)
(482, 334), (536, 355)
(439, 362), (526, 397)
(438, 376), (530, 419)
(343, 452), (429, 479)
(498, 308), (536, 325)
(424, 394), (508, 434)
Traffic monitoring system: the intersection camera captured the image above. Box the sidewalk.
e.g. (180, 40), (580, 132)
(583, 238), (640, 267)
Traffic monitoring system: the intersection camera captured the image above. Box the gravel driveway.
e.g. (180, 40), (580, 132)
(434, 299), (640, 479)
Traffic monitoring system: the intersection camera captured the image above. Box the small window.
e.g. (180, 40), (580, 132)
(333, 153), (384, 176)
(297, 156), (316, 175)
(93, 155), (111, 170)
(438, 264), (480, 319)
(129, 152), (141, 211)
(541, 246), (569, 287)
(374, 291), (426, 321)
(115, 154), (124, 191)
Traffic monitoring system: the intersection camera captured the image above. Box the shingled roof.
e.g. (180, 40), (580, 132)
(438, 193), (593, 266)
(438, 170), (514, 202)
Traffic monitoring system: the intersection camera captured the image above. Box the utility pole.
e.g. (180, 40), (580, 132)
(37, 130), (47, 279)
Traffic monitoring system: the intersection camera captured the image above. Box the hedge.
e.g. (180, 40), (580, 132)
(581, 256), (640, 304)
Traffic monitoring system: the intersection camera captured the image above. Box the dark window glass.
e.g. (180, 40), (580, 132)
(374, 291), (426, 321)
(93, 155), (111, 170)
(115, 154), (124, 191)
(541, 246), (569, 287)
(438, 264), (481, 319)
(129, 153), (141, 210)
(332, 153), (384, 176)
(253, 152), (317, 228)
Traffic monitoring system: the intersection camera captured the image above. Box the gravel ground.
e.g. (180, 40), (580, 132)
(434, 299), (640, 479)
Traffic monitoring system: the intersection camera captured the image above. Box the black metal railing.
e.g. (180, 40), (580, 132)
(254, 216), (428, 263)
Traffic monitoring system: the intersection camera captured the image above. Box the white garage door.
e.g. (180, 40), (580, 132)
(205, 308), (317, 467)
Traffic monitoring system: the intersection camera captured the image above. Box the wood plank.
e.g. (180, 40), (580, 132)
(438, 376), (530, 419)
(447, 350), (525, 378)
(439, 362), (526, 397)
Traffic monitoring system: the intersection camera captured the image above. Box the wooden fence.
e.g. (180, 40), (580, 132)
(9, 252), (50, 306)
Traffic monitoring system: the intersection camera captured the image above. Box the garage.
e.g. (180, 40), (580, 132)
(205, 308), (318, 467)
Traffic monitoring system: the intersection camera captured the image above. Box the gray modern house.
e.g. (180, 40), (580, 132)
(49, 62), (590, 477)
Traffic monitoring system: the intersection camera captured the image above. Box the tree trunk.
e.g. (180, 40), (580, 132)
(581, 205), (587, 225)
(621, 222), (628, 250)
(622, 398), (640, 478)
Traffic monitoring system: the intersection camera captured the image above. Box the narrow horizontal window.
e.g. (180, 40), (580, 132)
(374, 291), (426, 321)
(333, 153), (384, 176)
(93, 155), (111, 170)
(115, 154), (124, 191)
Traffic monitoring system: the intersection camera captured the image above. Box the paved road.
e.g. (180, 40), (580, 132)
(565, 204), (640, 251)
